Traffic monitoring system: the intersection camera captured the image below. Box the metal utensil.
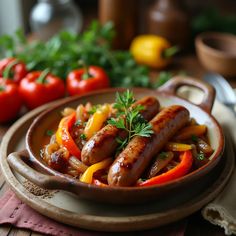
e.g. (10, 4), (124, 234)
(203, 73), (236, 116)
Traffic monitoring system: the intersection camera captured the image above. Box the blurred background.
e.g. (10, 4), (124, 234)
(1, 0), (236, 40)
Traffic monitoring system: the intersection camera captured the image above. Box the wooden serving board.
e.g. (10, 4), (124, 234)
(0, 102), (235, 232)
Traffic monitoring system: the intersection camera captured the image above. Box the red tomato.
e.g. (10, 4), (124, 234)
(0, 78), (22, 123)
(19, 69), (65, 110)
(66, 66), (110, 96)
(0, 58), (27, 84)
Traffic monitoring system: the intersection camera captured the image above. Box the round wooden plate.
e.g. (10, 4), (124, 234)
(0, 100), (235, 232)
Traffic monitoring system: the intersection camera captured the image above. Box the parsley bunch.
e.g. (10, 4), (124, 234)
(0, 21), (151, 88)
(108, 90), (153, 150)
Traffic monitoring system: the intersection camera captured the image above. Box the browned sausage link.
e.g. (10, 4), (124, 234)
(81, 96), (160, 165)
(107, 105), (190, 187)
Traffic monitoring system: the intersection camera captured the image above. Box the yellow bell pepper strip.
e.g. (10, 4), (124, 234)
(80, 158), (113, 184)
(56, 112), (81, 159)
(130, 35), (179, 69)
(175, 125), (207, 140)
(84, 104), (110, 139)
(138, 150), (193, 187)
(165, 142), (192, 152)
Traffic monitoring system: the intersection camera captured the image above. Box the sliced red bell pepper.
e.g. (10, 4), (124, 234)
(138, 150), (193, 187)
(56, 112), (81, 159)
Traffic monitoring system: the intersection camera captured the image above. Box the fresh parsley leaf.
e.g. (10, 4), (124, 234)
(152, 71), (187, 89)
(140, 177), (147, 182)
(0, 22), (155, 88)
(109, 90), (153, 150)
(116, 137), (129, 151)
(133, 123), (154, 137)
(133, 113), (146, 124)
(108, 117), (126, 129)
(88, 105), (100, 115)
(80, 133), (87, 140)
(132, 104), (144, 113)
(159, 152), (168, 159)
(113, 90), (135, 112)
(191, 135), (198, 142)
(74, 120), (81, 126)
(127, 110), (139, 128)
(152, 71), (173, 88)
(197, 152), (205, 161)
(46, 130), (54, 136)
(0, 86), (5, 92)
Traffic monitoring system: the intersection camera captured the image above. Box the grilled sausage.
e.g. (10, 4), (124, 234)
(81, 96), (160, 165)
(107, 105), (190, 186)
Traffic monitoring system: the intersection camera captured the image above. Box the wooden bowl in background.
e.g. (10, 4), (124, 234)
(195, 32), (236, 77)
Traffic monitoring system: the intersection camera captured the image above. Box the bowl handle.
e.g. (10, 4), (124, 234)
(7, 150), (77, 191)
(158, 76), (215, 113)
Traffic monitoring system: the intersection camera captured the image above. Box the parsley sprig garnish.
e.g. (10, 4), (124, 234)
(108, 90), (153, 151)
(45, 129), (54, 136)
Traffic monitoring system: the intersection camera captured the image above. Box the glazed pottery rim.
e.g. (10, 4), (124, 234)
(26, 87), (224, 191)
(196, 31), (236, 59)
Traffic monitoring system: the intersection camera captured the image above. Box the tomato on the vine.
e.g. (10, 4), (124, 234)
(66, 65), (110, 96)
(19, 69), (65, 110)
(0, 58), (27, 84)
(0, 78), (22, 123)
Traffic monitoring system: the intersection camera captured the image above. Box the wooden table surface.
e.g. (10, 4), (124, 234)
(0, 54), (235, 236)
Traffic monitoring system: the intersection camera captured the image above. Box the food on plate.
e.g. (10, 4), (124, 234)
(108, 105), (190, 186)
(19, 69), (65, 109)
(0, 57), (27, 84)
(40, 90), (214, 187)
(66, 65), (110, 96)
(81, 96), (160, 165)
(0, 77), (22, 123)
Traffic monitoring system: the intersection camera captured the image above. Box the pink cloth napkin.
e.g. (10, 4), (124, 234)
(0, 190), (187, 236)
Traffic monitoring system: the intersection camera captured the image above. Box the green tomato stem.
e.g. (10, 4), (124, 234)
(3, 59), (19, 79)
(78, 60), (92, 80)
(0, 85), (5, 91)
(162, 46), (179, 59)
(36, 68), (50, 84)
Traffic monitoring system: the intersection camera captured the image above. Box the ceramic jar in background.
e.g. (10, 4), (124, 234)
(30, 0), (83, 41)
(99, 0), (137, 49)
(147, 0), (190, 50)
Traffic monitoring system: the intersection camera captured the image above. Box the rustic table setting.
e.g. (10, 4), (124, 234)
(0, 53), (235, 236)
(1, 0), (236, 234)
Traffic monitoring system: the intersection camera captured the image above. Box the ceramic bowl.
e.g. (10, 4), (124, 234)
(195, 32), (236, 77)
(7, 77), (224, 204)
